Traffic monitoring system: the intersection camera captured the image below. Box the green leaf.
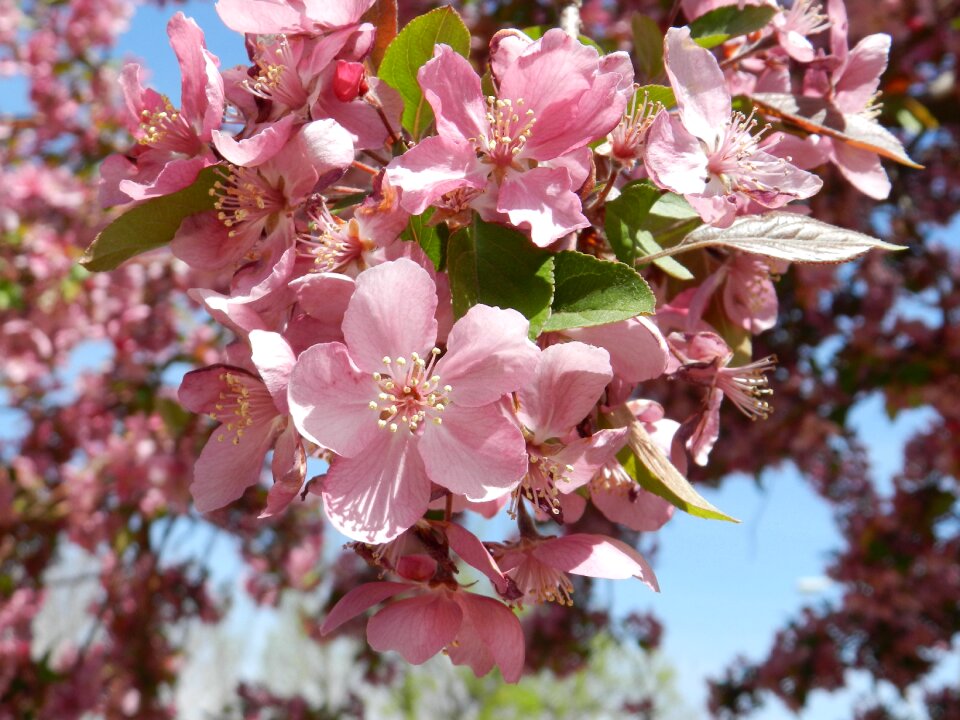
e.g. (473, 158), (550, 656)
(608, 406), (738, 522)
(80, 166), (219, 272)
(631, 15), (664, 82)
(605, 180), (661, 265)
(446, 216), (555, 338)
(689, 4), (777, 49)
(604, 182), (692, 278)
(400, 208), (446, 270)
(542, 251), (654, 332)
(378, 7), (470, 140)
(634, 231), (695, 280)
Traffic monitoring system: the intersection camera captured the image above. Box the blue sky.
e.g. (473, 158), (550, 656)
(11, 3), (954, 717)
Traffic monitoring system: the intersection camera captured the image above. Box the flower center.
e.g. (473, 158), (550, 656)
(210, 165), (286, 237)
(211, 372), (274, 444)
(299, 205), (365, 272)
(609, 89), (661, 163)
(244, 36), (309, 114)
(367, 349), (451, 434)
(716, 355), (777, 420)
(782, 0), (829, 36)
(510, 551), (575, 606)
(138, 96), (197, 152)
(512, 445), (575, 518)
(478, 96), (536, 167)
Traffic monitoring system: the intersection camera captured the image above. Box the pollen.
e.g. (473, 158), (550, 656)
(369, 348), (452, 434)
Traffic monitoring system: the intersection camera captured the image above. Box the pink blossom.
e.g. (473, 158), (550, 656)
(387, 30), (632, 246)
(288, 258), (538, 543)
(587, 401), (678, 532)
(178, 331), (304, 514)
(514, 342), (628, 518)
(804, 0), (893, 199)
(645, 27), (822, 227)
(100, 13), (223, 205)
(668, 331), (777, 465)
(170, 119), (355, 271)
(772, 0), (830, 63)
(320, 527), (524, 681)
(490, 532), (659, 606)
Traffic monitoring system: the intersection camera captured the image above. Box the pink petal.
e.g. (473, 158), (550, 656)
(831, 141), (891, 200)
(435, 304), (538, 407)
(367, 591), (462, 664)
(386, 135), (488, 215)
(167, 12), (223, 138)
(561, 317), (669, 384)
(554, 429), (629, 490)
(178, 365), (234, 415)
(191, 288), (267, 338)
(644, 111), (708, 196)
(260, 422), (306, 518)
(449, 592), (525, 682)
(117, 155), (209, 202)
(249, 330), (296, 414)
(212, 116), (296, 167)
(322, 431), (431, 543)
(320, 581), (412, 635)
(214, 0), (303, 34)
(342, 258), (439, 372)
(500, 30), (626, 160)
(835, 34), (890, 115)
(314, 94), (388, 151)
(444, 522), (509, 595)
(488, 29), (533, 85)
(287, 342), (378, 456)
(290, 272), (355, 330)
(591, 479), (675, 532)
(418, 403), (527, 502)
(533, 534), (659, 590)
(283, 120), (355, 200)
(496, 165), (590, 247)
(191, 419), (277, 513)
(722, 256), (779, 334)
(419, 44), (488, 144)
(301, 0), (374, 28)
(517, 342), (611, 442)
(663, 27), (731, 145)
(170, 210), (248, 272)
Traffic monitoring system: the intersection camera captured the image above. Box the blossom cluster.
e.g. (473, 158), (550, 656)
(89, 0), (914, 681)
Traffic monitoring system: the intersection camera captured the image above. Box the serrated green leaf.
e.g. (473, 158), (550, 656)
(379, 7), (470, 140)
(609, 406), (738, 522)
(447, 216), (555, 338)
(689, 4), (777, 49)
(542, 251), (654, 332)
(400, 208), (446, 270)
(631, 15), (664, 81)
(80, 166), (219, 272)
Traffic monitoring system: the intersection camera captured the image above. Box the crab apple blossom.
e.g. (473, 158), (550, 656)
(100, 12), (223, 205)
(513, 342), (628, 519)
(288, 258), (538, 543)
(387, 29), (632, 246)
(490, 532), (659, 607)
(645, 27), (822, 227)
